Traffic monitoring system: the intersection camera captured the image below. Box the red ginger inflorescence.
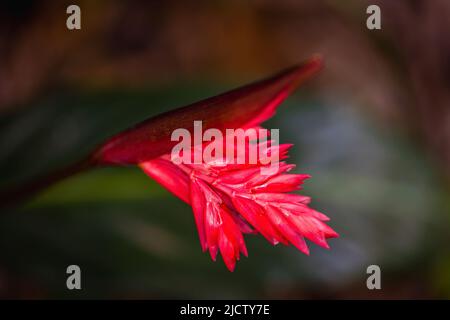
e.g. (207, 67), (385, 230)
(91, 56), (338, 271)
(1, 56), (338, 270)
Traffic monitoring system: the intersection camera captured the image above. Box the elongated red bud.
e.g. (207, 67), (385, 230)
(93, 56), (323, 165)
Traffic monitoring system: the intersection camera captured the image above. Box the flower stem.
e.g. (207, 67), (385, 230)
(0, 156), (99, 208)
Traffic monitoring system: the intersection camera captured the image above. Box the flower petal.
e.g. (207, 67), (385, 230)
(232, 195), (288, 245)
(251, 174), (310, 193)
(190, 178), (208, 252)
(139, 158), (190, 203)
(265, 205), (310, 255)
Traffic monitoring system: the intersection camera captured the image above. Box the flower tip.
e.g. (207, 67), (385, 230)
(209, 247), (219, 261)
(309, 53), (324, 68)
(288, 54), (324, 86)
(323, 229), (339, 240)
(226, 263), (236, 272)
(303, 247), (311, 256)
(283, 143), (294, 151)
(319, 240), (331, 250)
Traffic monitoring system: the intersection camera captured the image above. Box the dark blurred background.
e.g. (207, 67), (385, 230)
(0, 0), (449, 299)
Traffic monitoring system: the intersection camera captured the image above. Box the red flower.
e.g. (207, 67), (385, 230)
(3, 56), (337, 271)
(139, 132), (338, 271)
(93, 55), (337, 271)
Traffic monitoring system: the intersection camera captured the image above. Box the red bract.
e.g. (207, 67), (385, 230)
(2, 57), (339, 265)
(94, 56), (338, 271)
(93, 56), (324, 165)
(140, 135), (338, 271)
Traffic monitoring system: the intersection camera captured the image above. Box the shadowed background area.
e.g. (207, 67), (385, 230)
(0, 0), (449, 299)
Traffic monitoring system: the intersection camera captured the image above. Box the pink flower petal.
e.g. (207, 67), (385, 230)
(190, 178), (208, 252)
(139, 159), (190, 203)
